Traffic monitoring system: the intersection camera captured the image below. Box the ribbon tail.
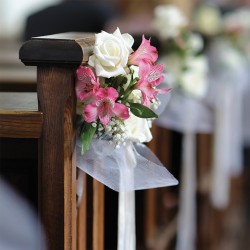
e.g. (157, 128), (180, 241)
(118, 191), (136, 250)
(117, 144), (136, 250)
(176, 132), (197, 250)
(210, 85), (232, 208)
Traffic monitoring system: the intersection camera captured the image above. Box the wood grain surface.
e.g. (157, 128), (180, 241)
(0, 92), (42, 138)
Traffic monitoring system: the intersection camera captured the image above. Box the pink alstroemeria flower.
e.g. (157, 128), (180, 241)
(136, 60), (170, 106)
(75, 66), (100, 101)
(83, 87), (129, 126)
(128, 35), (158, 65)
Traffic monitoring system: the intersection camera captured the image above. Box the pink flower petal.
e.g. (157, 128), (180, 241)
(83, 103), (98, 123)
(113, 103), (129, 120)
(75, 66), (100, 101)
(146, 64), (164, 86)
(98, 105), (113, 126)
(137, 81), (154, 99)
(156, 88), (172, 95)
(95, 87), (118, 101)
(135, 61), (166, 105)
(128, 35), (158, 65)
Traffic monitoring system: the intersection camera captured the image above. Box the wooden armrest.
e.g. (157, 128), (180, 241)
(0, 92), (43, 138)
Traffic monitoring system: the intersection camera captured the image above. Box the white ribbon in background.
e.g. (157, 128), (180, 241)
(76, 137), (178, 250)
(207, 38), (249, 208)
(156, 89), (212, 250)
(176, 132), (197, 250)
(242, 63), (250, 146)
(210, 82), (232, 208)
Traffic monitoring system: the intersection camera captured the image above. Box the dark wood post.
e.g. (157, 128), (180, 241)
(19, 33), (95, 250)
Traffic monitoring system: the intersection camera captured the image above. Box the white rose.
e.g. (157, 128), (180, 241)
(88, 28), (134, 78)
(127, 89), (142, 103)
(124, 114), (152, 143)
(153, 5), (188, 39)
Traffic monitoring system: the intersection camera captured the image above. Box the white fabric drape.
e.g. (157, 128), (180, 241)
(176, 132), (197, 250)
(207, 38), (249, 208)
(156, 86), (212, 250)
(118, 191), (136, 250)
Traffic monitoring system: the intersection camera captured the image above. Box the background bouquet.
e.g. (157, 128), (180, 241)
(153, 4), (208, 99)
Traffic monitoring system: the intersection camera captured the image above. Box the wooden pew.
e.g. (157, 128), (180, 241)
(0, 33), (105, 250)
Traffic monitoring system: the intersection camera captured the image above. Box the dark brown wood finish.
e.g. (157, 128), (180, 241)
(77, 172), (87, 250)
(20, 32), (94, 66)
(0, 92), (43, 138)
(19, 33), (95, 250)
(93, 180), (105, 250)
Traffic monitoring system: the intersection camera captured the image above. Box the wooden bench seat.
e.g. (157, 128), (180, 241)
(0, 92), (43, 138)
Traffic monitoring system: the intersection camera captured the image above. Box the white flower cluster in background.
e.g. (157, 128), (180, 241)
(153, 5), (188, 39)
(193, 4), (222, 36)
(152, 5), (209, 99)
(223, 8), (250, 57)
(193, 4), (250, 58)
(210, 38), (247, 71)
(179, 56), (208, 98)
(223, 8), (250, 34)
(161, 53), (208, 98)
(187, 33), (204, 53)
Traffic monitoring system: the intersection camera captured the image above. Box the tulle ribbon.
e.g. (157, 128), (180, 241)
(76, 138), (178, 249)
(76, 138), (178, 192)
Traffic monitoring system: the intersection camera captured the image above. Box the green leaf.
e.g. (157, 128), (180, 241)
(129, 102), (158, 119)
(80, 122), (97, 155)
(108, 75), (128, 89)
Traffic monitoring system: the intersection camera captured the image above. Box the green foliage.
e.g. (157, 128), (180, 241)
(80, 122), (97, 155)
(129, 102), (158, 118)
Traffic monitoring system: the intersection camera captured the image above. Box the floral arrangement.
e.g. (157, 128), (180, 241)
(223, 8), (250, 57)
(194, 4), (250, 55)
(152, 4), (208, 98)
(193, 4), (250, 69)
(193, 3), (223, 37)
(75, 28), (170, 154)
